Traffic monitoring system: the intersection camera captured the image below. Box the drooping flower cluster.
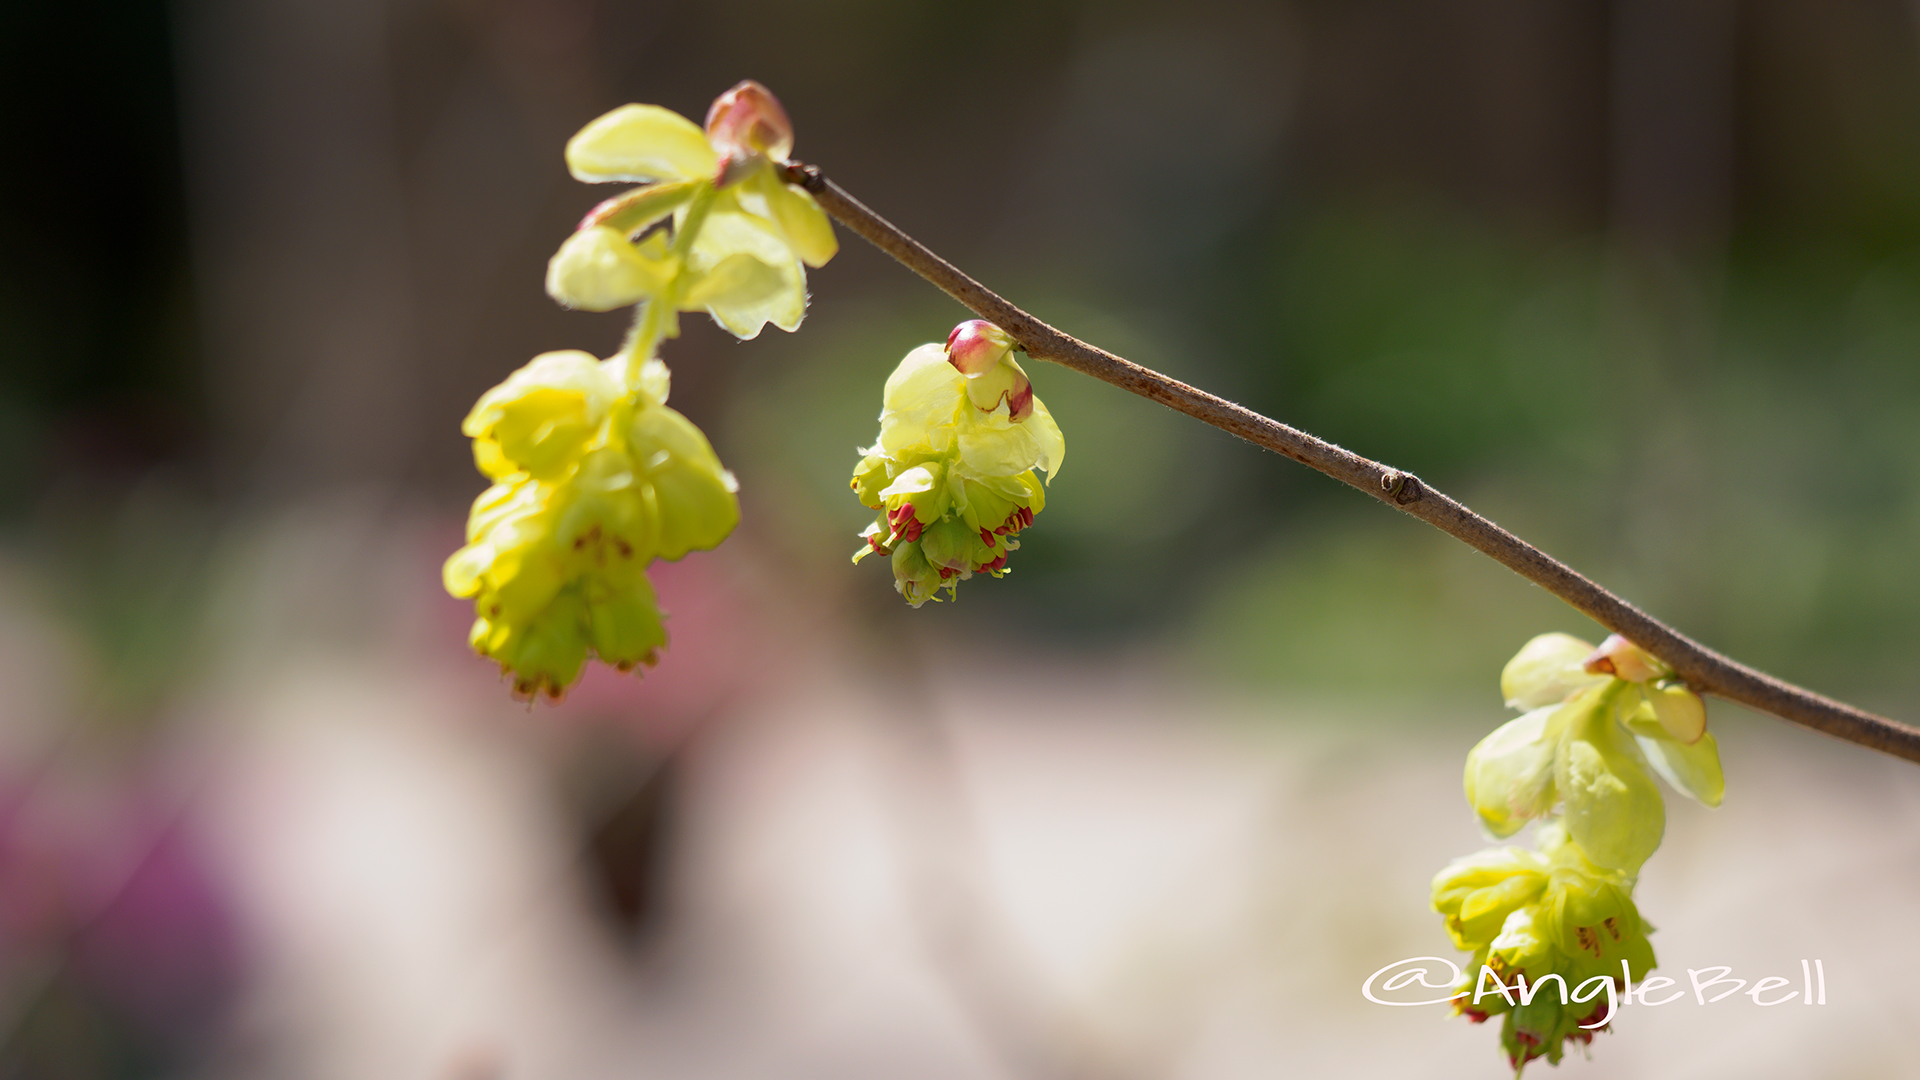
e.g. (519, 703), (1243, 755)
(447, 82), (834, 699)
(444, 353), (737, 698)
(1434, 632), (1724, 1072)
(851, 321), (1065, 605)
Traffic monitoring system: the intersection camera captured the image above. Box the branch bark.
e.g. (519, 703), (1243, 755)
(780, 160), (1920, 766)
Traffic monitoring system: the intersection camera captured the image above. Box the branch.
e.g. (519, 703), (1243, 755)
(780, 160), (1920, 766)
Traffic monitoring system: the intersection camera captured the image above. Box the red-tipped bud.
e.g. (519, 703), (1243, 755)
(1582, 634), (1667, 683)
(945, 319), (1015, 375)
(1005, 380), (1034, 421)
(705, 80), (795, 163)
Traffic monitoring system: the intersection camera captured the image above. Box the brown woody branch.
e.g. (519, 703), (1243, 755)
(780, 160), (1920, 766)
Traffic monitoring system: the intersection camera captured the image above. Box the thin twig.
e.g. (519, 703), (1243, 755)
(781, 160), (1920, 766)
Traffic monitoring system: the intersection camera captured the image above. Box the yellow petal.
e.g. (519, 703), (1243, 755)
(581, 180), (698, 233)
(957, 415), (1043, 477)
(1463, 705), (1561, 838)
(1501, 632), (1606, 709)
(566, 104), (717, 184)
(443, 542), (491, 598)
(1027, 394), (1066, 481)
(583, 574), (668, 671)
(761, 176), (838, 267)
(1636, 730), (1725, 808)
(545, 226), (674, 311)
(686, 210), (806, 338)
(1644, 682), (1707, 743)
(1554, 695), (1665, 876)
(629, 405), (741, 559)
(680, 251), (786, 310)
(462, 351), (620, 480)
(883, 343), (955, 404)
(471, 437), (513, 481)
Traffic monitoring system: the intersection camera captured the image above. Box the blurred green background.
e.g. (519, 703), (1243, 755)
(10, 0), (1920, 707)
(4, 1), (1920, 1076)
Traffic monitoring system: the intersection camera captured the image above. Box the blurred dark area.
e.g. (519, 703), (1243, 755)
(4, 1), (1920, 1077)
(8, 0), (1920, 677)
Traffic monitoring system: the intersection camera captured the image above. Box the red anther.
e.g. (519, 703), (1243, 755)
(994, 524), (1010, 535)
(868, 534), (888, 554)
(1514, 1032), (1539, 1048)
(903, 520), (923, 542)
(938, 567), (955, 579)
(1461, 1008), (1489, 1024)
(980, 527), (995, 547)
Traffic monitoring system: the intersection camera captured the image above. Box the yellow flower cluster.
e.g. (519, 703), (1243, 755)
(445, 353), (737, 699)
(447, 82), (834, 698)
(1434, 633), (1723, 1071)
(851, 321), (1065, 605)
(546, 82), (835, 339)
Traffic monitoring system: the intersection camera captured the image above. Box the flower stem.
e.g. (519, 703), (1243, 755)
(778, 160), (1920, 766)
(620, 184), (719, 388)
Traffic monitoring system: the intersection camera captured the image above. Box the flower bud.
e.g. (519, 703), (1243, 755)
(1581, 633), (1668, 683)
(705, 80), (794, 163)
(946, 320), (1015, 375)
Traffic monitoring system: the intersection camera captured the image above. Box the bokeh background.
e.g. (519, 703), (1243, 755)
(4, 1), (1919, 1077)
